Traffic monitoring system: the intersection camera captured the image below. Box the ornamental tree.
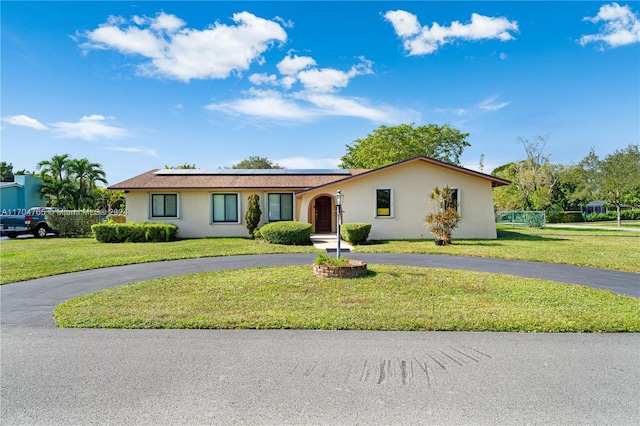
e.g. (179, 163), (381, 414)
(339, 123), (470, 169)
(245, 193), (262, 238)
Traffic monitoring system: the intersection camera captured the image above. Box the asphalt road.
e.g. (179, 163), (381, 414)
(2, 326), (638, 425)
(1, 254), (639, 425)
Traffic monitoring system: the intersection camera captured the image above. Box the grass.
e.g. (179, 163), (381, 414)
(1, 225), (639, 284)
(54, 265), (640, 332)
(356, 225), (640, 273)
(565, 220), (640, 228)
(0, 237), (316, 284)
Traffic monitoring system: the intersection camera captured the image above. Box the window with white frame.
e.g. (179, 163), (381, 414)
(268, 193), (293, 222)
(445, 188), (460, 213)
(375, 189), (392, 217)
(212, 193), (240, 223)
(151, 193), (178, 218)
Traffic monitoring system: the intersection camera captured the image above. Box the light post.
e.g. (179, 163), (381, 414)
(334, 190), (344, 259)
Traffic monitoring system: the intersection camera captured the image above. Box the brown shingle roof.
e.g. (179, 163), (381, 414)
(108, 157), (509, 192)
(108, 169), (366, 190)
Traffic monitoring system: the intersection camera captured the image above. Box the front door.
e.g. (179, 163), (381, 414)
(314, 196), (332, 233)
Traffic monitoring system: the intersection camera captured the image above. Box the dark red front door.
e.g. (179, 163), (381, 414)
(314, 197), (332, 233)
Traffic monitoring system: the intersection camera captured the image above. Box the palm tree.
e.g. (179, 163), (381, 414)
(37, 154), (71, 183)
(36, 154), (108, 209)
(37, 154), (73, 208)
(39, 174), (74, 207)
(68, 158), (108, 209)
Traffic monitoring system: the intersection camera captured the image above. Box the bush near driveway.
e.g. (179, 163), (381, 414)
(45, 210), (100, 237)
(259, 221), (314, 245)
(340, 223), (372, 244)
(92, 222), (178, 243)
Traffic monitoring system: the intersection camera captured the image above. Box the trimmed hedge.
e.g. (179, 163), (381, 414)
(585, 210), (640, 222)
(546, 211), (584, 224)
(92, 222), (179, 243)
(622, 210), (640, 220)
(340, 223), (372, 244)
(259, 221), (314, 245)
(45, 210), (101, 237)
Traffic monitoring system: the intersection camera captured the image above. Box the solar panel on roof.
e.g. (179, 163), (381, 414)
(155, 169), (350, 175)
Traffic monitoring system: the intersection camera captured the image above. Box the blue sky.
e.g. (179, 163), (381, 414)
(2, 1), (639, 185)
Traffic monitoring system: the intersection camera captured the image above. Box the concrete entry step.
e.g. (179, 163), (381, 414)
(310, 234), (354, 251)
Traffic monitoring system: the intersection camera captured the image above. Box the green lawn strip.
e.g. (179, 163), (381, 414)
(0, 237), (317, 284)
(2, 226), (639, 284)
(357, 229), (639, 273)
(557, 220), (640, 229)
(54, 265), (640, 332)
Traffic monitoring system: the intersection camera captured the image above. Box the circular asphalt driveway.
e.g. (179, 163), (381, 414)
(1, 253), (638, 326)
(1, 254), (639, 425)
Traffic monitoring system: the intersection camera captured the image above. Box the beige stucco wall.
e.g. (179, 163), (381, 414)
(125, 190), (297, 239)
(124, 161), (499, 240)
(298, 161), (498, 240)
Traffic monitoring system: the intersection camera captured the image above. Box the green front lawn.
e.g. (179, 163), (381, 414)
(356, 227), (640, 273)
(54, 265), (640, 332)
(1, 226), (638, 284)
(0, 238), (315, 284)
(564, 220), (640, 228)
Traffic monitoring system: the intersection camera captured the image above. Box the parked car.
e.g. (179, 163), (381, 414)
(0, 207), (61, 238)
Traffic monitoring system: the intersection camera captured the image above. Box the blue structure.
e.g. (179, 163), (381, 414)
(0, 175), (44, 214)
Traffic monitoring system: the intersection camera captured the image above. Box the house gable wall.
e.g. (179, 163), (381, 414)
(298, 160), (498, 240)
(122, 158), (503, 240)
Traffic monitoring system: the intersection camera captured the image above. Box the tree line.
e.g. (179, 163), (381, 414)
(492, 138), (639, 223)
(1, 155), (125, 211)
(4, 123), (637, 223)
(168, 124), (639, 226)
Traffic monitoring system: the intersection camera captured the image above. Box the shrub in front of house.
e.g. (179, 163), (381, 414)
(107, 214), (127, 223)
(340, 223), (372, 244)
(585, 211), (617, 222)
(546, 211), (584, 223)
(622, 210), (640, 220)
(92, 222), (179, 243)
(584, 209), (640, 222)
(259, 221), (314, 245)
(45, 210), (101, 237)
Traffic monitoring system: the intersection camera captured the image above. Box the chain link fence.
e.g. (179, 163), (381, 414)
(495, 211), (546, 228)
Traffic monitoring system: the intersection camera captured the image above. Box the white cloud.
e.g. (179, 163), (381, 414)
(108, 146), (158, 157)
(2, 114), (49, 130)
(276, 54), (316, 76)
(206, 88), (318, 121)
(580, 2), (640, 48)
(499, 52), (507, 60)
(477, 95), (510, 111)
(275, 156), (340, 169)
(383, 10), (421, 37)
(297, 68), (352, 92)
(384, 10), (519, 55)
(273, 16), (294, 29)
(52, 115), (128, 140)
(298, 92), (407, 122)
(207, 85), (418, 125)
(297, 58), (373, 93)
(207, 52), (416, 124)
(249, 73), (279, 85)
(80, 11), (287, 81)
